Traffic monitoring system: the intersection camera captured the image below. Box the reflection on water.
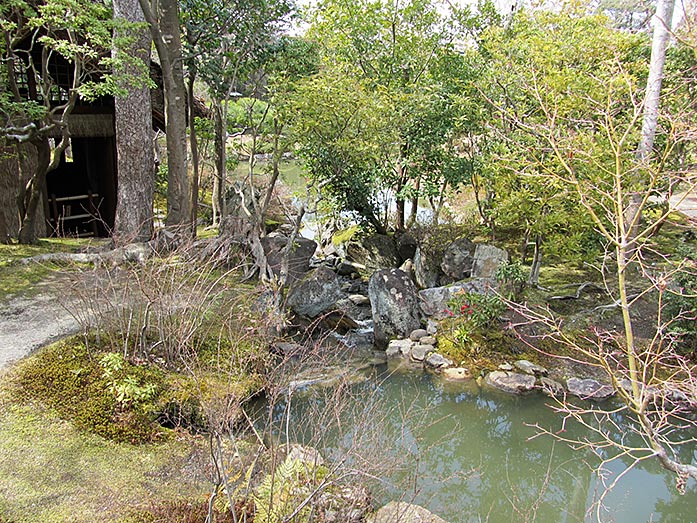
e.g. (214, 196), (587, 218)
(258, 366), (696, 523)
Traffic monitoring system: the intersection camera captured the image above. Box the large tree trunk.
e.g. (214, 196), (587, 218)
(139, 0), (191, 237)
(18, 137), (50, 244)
(112, 0), (155, 245)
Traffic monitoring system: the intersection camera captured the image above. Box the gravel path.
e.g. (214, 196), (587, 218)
(0, 281), (81, 370)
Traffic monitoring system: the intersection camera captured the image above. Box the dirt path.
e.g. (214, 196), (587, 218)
(0, 276), (80, 370)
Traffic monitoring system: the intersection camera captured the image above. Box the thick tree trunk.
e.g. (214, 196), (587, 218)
(18, 137), (50, 244)
(112, 0), (155, 245)
(139, 0), (191, 237)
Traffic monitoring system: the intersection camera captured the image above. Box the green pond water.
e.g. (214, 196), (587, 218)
(261, 364), (696, 523)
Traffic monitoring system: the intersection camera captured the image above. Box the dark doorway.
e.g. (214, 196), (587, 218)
(46, 136), (117, 237)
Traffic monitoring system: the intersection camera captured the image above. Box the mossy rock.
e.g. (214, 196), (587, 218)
(331, 225), (360, 247)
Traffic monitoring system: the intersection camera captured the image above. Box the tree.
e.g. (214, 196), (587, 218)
(286, 65), (397, 233)
(474, 9), (647, 280)
(488, 8), (697, 491)
(306, 0), (468, 230)
(182, 0), (293, 228)
(0, 0), (120, 243)
(112, 0), (155, 245)
(138, 0), (190, 236)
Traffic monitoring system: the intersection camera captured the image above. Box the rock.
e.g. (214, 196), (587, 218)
(514, 360), (549, 377)
(284, 444), (324, 467)
(414, 245), (442, 289)
(426, 319), (438, 335)
(539, 377), (565, 397)
(425, 352), (452, 369)
(369, 501), (449, 523)
(566, 377), (615, 401)
(440, 237), (475, 282)
(261, 234), (318, 284)
(348, 294), (371, 306)
(442, 367), (472, 381)
(122, 242), (152, 263)
(320, 485), (372, 523)
(498, 363), (514, 371)
(271, 341), (304, 357)
(321, 311), (361, 333)
(471, 244), (509, 279)
(420, 336), (437, 346)
(410, 329), (429, 341)
(344, 233), (400, 272)
(369, 269), (422, 349)
(418, 279), (491, 318)
(396, 231), (418, 262)
(399, 259), (415, 280)
(410, 344), (433, 362)
(386, 339), (413, 358)
(485, 371), (536, 394)
(286, 267), (343, 318)
(337, 260), (364, 276)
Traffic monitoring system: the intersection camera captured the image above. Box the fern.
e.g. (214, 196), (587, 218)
(253, 456), (311, 523)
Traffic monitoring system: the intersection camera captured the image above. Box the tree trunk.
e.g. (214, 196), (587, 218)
(527, 235), (542, 286)
(212, 100), (225, 226)
(18, 137), (50, 244)
(406, 176), (420, 229)
(139, 0), (191, 237)
(628, 0), (675, 252)
(188, 73), (199, 235)
(113, 0), (155, 245)
(261, 116), (283, 217)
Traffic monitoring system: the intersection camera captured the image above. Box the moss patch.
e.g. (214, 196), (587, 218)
(331, 225), (360, 247)
(10, 338), (167, 444)
(0, 400), (208, 523)
(0, 238), (105, 299)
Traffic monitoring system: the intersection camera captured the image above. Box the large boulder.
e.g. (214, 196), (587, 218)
(567, 377), (615, 401)
(418, 279), (490, 318)
(261, 233), (318, 285)
(369, 269), (422, 349)
(369, 502), (449, 523)
(286, 267), (343, 318)
(413, 246), (442, 289)
(485, 371), (536, 395)
(342, 233), (401, 272)
(440, 238), (475, 282)
(471, 244), (508, 279)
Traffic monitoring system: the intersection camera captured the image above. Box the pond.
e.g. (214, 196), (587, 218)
(259, 364), (697, 523)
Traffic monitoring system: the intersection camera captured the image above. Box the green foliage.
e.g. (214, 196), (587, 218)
(664, 241), (697, 354)
(470, 8), (653, 266)
(100, 353), (158, 407)
(286, 67), (395, 230)
(253, 455), (322, 523)
(495, 261), (527, 299)
(448, 291), (505, 329)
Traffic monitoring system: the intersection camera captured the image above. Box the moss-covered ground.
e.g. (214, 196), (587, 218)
(0, 238), (106, 299)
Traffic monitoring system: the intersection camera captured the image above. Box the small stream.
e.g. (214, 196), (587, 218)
(258, 363), (697, 523)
